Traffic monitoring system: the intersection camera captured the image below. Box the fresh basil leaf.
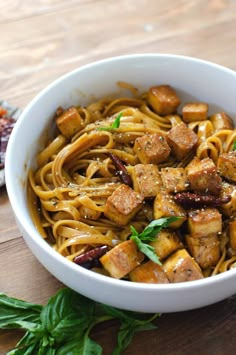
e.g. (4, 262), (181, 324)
(0, 293), (42, 313)
(101, 305), (134, 322)
(130, 217), (180, 264)
(38, 346), (56, 355)
(112, 323), (136, 355)
(7, 342), (40, 355)
(131, 235), (162, 265)
(56, 335), (102, 355)
(145, 217), (179, 230)
(15, 330), (38, 348)
(0, 293), (42, 329)
(97, 112), (122, 131)
(1, 288), (161, 355)
(102, 304), (159, 325)
(129, 225), (139, 237)
(40, 288), (94, 343)
(140, 217), (180, 240)
(112, 314), (159, 355)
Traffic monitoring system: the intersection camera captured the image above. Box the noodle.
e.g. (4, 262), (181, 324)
(28, 83), (236, 283)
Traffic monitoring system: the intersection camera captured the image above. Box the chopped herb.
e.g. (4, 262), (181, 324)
(0, 288), (160, 354)
(98, 112), (122, 131)
(130, 217), (180, 265)
(233, 139), (236, 151)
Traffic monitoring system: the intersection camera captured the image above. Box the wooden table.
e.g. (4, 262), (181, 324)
(1, 1), (236, 353)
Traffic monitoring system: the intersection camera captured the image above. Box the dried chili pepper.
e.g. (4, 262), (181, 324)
(108, 152), (133, 187)
(174, 191), (231, 209)
(73, 245), (109, 269)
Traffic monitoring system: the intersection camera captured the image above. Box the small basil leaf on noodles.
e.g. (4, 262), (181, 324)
(130, 217), (180, 264)
(130, 235), (162, 265)
(130, 225), (139, 237)
(97, 112), (122, 131)
(233, 139), (236, 150)
(139, 216), (181, 240)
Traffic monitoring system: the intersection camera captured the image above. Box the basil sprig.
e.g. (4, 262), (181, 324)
(0, 288), (160, 354)
(130, 217), (180, 265)
(98, 112), (122, 131)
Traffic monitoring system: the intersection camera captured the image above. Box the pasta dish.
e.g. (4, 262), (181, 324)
(28, 83), (236, 283)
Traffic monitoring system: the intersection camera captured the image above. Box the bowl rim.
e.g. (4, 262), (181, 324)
(5, 52), (236, 292)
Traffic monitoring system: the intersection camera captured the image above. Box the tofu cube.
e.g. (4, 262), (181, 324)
(187, 157), (222, 196)
(186, 234), (220, 269)
(188, 208), (222, 238)
(150, 230), (183, 260)
(131, 164), (162, 198)
(163, 249), (204, 282)
(104, 184), (144, 226)
(100, 240), (144, 279)
(154, 190), (186, 228)
(219, 182), (236, 217)
(129, 261), (169, 284)
(134, 133), (171, 164)
(147, 85), (180, 115)
(210, 112), (234, 132)
(217, 152), (236, 182)
(229, 220), (236, 250)
(182, 102), (208, 123)
(161, 167), (189, 193)
(56, 106), (83, 138)
(166, 122), (198, 160)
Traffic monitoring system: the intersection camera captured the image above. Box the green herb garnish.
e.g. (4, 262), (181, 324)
(233, 139), (236, 151)
(98, 112), (122, 131)
(0, 288), (160, 354)
(130, 217), (180, 265)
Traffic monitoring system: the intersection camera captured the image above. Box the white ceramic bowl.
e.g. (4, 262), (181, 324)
(5, 54), (236, 313)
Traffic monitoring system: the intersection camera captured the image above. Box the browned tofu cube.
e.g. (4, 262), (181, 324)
(188, 208), (222, 238)
(186, 234), (220, 269)
(150, 230), (183, 260)
(219, 182), (236, 217)
(56, 106), (83, 138)
(131, 164), (162, 198)
(100, 240), (144, 279)
(161, 167), (189, 193)
(210, 112), (234, 131)
(217, 151), (236, 182)
(166, 122), (198, 160)
(229, 220), (236, 250)
(104, 184), (144, 226)
(147, 85), (180, 115)
(187, 157), (222, 196)
(133, 133), (171, 164)
(182, 102), (208, 123)
(154, 190), (186, 228)
(163, 249), (204, 283)
(129, 261), (169, 284)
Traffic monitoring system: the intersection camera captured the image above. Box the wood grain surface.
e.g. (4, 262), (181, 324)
(1, 0), (236, 354)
